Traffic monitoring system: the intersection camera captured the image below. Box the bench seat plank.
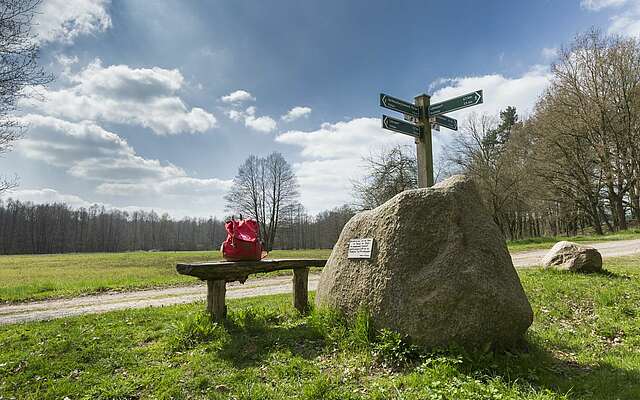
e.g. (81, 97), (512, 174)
(176, 258), (327, 281)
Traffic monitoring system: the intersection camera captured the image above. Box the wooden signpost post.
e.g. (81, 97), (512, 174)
(380, 90), (483, 187)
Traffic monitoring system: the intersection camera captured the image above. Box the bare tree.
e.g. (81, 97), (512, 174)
(352, 144), (417, 209)
(224, 152), (298, 251)
(0, 0), (53, 193)
(533, 29), (640, 231)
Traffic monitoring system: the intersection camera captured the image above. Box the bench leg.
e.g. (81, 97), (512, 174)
(207, 279), (226, 321)
(293, 267), (309, 314)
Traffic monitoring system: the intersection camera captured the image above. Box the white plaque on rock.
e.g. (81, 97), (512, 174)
(348, 238), (373, 259)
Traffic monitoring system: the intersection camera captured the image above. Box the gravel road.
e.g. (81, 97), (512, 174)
(2, 239), (639, 325)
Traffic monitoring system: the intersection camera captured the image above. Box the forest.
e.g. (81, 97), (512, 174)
(0, 199), (354, 254)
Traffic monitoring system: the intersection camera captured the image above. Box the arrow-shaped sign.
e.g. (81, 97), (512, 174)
(380, 93), (420, 117)
(428, 90), (483, 116)
(433, 114), (457, 131)
(382, 115), (422, 138)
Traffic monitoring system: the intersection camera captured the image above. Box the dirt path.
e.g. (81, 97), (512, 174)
(511, 239), (640, 267)
(2, 239), (639, 325)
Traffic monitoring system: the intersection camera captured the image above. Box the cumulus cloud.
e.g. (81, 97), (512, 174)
(16, 114), (186, 182)
(281, 106), (312, 122)
(34, 0), (112, 45)
(3, 188), (194, 218)
(13, 115), (232, 216)
(5, 188), (95, 209)
(609, 10), (640, 36)
(21, 59), (217, 135)
(428, 65), (552, 121)
(581, 0), (640, 37)
(581, 0), (628, 10)
(225, 106), (277, 133)
(221, 90), (255, 103)
(541, 47), (558, 60)
(96, 177), (232, 197)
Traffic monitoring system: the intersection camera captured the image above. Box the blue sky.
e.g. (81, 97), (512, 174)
(1, 0), (639, 218)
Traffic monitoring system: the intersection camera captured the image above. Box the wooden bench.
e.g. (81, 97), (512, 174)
(176, 258), (327, 321)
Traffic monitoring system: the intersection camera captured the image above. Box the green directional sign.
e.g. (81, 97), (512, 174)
(380, 93), (420, 117)
(428, 90), (483, 116)
(382, 115), (422, 138)
(434, 114), (457, 131)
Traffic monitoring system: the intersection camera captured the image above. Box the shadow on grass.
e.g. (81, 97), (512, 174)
(454, 336), (640, 399)
(597, 269), (632, 279)
(540, 268), (632, 280)
(217, 309), (326, 368)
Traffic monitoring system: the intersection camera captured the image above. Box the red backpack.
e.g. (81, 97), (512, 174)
(221, 217), (266, 261)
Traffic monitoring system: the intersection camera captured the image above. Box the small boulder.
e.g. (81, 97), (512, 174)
(315, 175), (533, 350)
(541, 241), (602, 272)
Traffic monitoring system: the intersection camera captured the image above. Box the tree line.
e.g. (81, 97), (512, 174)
(448, 29), (640, 239)
(0, 198), (355, 255)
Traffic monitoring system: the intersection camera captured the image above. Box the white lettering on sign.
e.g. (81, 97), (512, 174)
(348, 238), (374, 259)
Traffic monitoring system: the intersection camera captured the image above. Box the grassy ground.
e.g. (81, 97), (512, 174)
(1, 256), (639, 399)
(0, 249), (331, 303)
(1, 229), (639, 303)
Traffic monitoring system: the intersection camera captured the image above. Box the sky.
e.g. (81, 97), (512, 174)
(1, 0), (639, 219)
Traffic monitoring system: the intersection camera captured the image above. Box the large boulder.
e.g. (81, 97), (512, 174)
(541, 241), (602, 273)
(315, 175), (533, 350)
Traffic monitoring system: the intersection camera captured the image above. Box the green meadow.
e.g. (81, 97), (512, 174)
(1, 255), (639, 399)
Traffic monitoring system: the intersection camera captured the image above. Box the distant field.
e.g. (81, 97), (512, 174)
(0, 249), (331, 303)
(1, 229), (639, 303)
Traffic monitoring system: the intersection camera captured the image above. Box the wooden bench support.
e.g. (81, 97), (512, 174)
(177, 259), (327, 320)
(207, 279), (226, 321)
(293, 267), (309, 314)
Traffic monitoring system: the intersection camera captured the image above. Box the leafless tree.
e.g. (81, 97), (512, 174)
(352, 144), (417, 209)
(0, 0), (54, 193)
(532, 29), (640, 231)
(224, 152), (299, 251)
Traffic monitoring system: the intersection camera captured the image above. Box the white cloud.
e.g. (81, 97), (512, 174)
(97, 177), (231, 197)
(609, 11), (640, 36)
(2, 188), (195, 218)
(429, 65), (552, 121)
(541, 47), (558, 60)
(16, 114), (186, 182)
(5, 188), (95, 209)
(12, 115), (232, 217)
(281, 106), (312, 122)
(21, 59), (217, 135)
(581, 0), (628, 10)
(581, 0), (640, 37)
(226, 106), (277, 133)
(34, 0), (112, 45)
(221, 90), (255, 103)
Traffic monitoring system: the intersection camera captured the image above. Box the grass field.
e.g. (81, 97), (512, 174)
(0, 229), (639, 303)
(0, 249), (331, 303)
(1, 255), (639, 399)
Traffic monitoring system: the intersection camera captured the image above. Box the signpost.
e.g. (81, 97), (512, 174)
(427, 90), (483, 116)
(382, 115), (422, 138)
(433, 114), (457, 131)
(380, 88), (483, 187)
(380, 93), (420, 117)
